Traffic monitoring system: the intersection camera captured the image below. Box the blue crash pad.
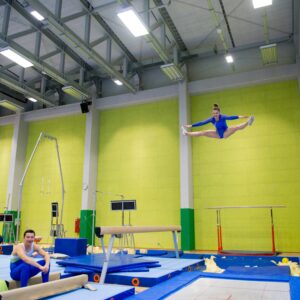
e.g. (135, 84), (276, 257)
(64, 266), (152, 274)
(57, 254), (159, 273)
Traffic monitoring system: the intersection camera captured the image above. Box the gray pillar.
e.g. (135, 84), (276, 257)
(81, 106), (99, 244)
(179, 79), (193, 208)
(6, 114), (28, 211)
(179, 78), (195, 250)
(81, 106), (99, 210)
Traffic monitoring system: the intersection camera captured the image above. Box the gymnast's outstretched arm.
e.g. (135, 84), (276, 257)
(184, 117), (213, 128)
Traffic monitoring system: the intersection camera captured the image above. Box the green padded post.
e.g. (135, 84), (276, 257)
(79, 210), (95, 245)
(180, 208), (195, 250)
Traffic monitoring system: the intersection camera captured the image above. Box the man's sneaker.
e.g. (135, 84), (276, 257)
(248, 116), (254, 126)
(181, 126), (187, 135)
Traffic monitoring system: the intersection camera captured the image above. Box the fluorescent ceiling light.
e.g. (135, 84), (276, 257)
(117, 7), (149, 37)
(113, 79), (123, 86)
(252, 0), (272, 9)
(30, 10), (45, 21)
(0, 100), (24, 112)
(0, 48), (33, 68)
(28, 97), (37, 102)
(260, 43), (277, 65)
(160, 63), (184, 81)
(225, 54), (234, 63)
(62, 85), (89, 100)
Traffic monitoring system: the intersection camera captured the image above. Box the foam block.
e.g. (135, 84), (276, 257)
(57, 254), (159, 273)
(0, 245), (13, 255)
(55, 238), (87, 257)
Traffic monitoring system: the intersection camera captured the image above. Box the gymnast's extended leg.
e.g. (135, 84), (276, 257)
(182, 127), (219, 139)
(223, 116), (254, 138)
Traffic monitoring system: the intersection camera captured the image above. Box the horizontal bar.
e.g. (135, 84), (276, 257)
(206, 205), (286, 209)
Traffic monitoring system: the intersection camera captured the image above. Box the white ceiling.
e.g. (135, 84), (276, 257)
(0, 0), (296, 115)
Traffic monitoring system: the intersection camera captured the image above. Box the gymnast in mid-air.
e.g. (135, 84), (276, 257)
(182, 104), (254, 139)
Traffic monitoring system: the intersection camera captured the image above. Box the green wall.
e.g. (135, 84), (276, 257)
(21, 115), (85, 242)
(191, 80), (300, 252)
(0, 125), (13, 234)
(97, 99), (180, 248)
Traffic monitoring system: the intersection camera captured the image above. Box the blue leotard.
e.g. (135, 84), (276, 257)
(192, 115), (239, 138)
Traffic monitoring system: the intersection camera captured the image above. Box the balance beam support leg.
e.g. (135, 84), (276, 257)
(172, 231), (179, 259)
(100, 234), (115, 285)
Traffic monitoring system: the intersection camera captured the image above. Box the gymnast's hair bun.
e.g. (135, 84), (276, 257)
(213, 103), (220, 111)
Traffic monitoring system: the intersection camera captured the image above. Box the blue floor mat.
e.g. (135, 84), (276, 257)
(44, 283), (134, 300)
(225, 266), (290, 276)
(104, 257), (203, 287)
(125, 271), (202, 300)
(135, 250), (184, 258)
(203, 254), (300, 268)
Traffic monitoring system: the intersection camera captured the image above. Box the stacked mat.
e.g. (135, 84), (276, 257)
(56, 254), (160, 275)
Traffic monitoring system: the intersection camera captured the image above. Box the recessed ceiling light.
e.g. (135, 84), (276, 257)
(252, 0), (272, 9)
(117, 7), (149, 37)
(113, 79), (123, 86)
(225, 54), (234, 63)
(30, 10), (45, 21)
(0, 48), (33, 68)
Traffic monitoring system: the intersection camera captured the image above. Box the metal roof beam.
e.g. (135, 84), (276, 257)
(5, 49), (60, 80)
(80, 0), (138, 63)
(7, 0), (93, 72)
(0, 33), (91, 98)
(152, 0), (187, 52)
(93, 0), (117, 11)
(27, 0), (136, 92)
(61, 11), (87, 23)
(218, 0), (235, 48)
(294, 0), (300, 58)
(34, 31), (41, 58)
(90, 35), (109, 48)
(207, 0), (229, 53)
(8, 28), (36, 40)
(0, 72), (54, 106)
(144, 31), (171, 63)
(2, 4), (11, 37)
(55, 0), (62, 19)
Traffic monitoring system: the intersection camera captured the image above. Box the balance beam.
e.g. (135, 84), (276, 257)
(97, 225), (181, 235)
(95, 225), (181, 284)
(7, 272), (60, 290)
(0, 274), (88, 300)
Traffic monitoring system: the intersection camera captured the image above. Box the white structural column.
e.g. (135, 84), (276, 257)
(80, 106), (99, 244)
(81, 106), (100, 210)
(179, 79), (193, 209)
(6, 114), (28, 211)
(295, 0), (300, 90)
(178, 78), (195, 250)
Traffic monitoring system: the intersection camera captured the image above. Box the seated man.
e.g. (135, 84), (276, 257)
(10, 229), (50, 287)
